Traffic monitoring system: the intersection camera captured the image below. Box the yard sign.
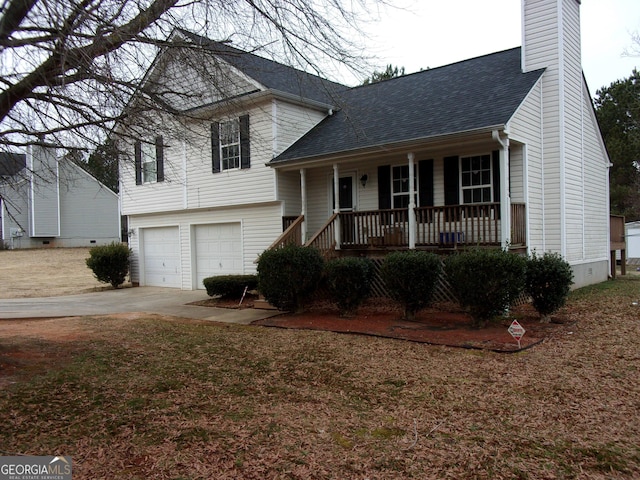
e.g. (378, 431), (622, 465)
(508, 320), (526, 349)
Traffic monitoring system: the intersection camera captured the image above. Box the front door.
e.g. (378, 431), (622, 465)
(338, 175), (354, 212)
(337, 175), (356, 244)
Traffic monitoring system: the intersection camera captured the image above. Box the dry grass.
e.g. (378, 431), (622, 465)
(1, 275), (639, 478)
(0, 247), (128, 298)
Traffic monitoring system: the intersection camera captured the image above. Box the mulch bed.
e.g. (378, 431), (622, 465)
(194, 296), (574, 352)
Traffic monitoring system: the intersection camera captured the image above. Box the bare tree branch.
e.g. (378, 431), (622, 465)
(0, 0), (39, 44)
(0, 0), (379, 159)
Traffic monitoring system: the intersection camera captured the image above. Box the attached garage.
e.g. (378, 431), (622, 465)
(141, 226), (181, 287)
(194, 222), (243, 289)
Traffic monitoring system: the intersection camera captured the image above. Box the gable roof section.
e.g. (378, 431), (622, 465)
(0, 152), (26, 176)
(177, 30), (349, 107)
(271, 48), (544, 165)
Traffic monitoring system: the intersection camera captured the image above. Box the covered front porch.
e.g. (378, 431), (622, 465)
(272, 130), (528, 257)
(280, 202), (526, 256)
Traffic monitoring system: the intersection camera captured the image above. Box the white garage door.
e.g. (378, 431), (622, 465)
(195, 223), (242, 289)
(142, 226), (181, 288)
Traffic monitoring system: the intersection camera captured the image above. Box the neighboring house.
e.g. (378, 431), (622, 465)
(626, 221), (640, 260)
(0, 146), (120, 249)
(120, 0), (610, 290)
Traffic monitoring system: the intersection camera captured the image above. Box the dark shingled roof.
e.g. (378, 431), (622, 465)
(177, 29), (349, 106)
(0, 152), (26, 176)
(271, 47), (544, 164)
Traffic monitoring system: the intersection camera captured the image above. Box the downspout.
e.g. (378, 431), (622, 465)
(493, 130), (511, 249)
(333, 164), (341, 250)
(407, 152), (416, 249)
(182, 139), (188, 209)
(28, 144), (35, 237)
(300, 168), (307, 244)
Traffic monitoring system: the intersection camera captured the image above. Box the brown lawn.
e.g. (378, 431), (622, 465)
(0, 247), (124, 298)
(1, 248), (639, 478)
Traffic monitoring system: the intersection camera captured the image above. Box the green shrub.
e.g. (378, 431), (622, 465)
(256, 244), (324, 312)
(380, 251), (442, 321)
(525, 251), (574, 321)
(325, 257), (374, 317)
(86, 242), (131, 288)
(202, 275), (258, 298)
(444, 249), (526, 328)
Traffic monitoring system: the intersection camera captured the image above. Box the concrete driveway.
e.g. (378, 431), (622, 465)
(0, 287), (279, 325)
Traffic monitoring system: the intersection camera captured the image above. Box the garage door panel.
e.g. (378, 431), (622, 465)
(142, 227), (181, 288)
(195, 223), (242, 289)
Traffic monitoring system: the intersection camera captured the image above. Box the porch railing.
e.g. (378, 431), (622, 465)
(305, 213), (339, 257)
(511, 203), (526, 246)
(265, 215), (304, 251)
(337, 202), (526, 249)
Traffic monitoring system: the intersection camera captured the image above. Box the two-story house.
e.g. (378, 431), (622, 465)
(120, 0), (610, 290)
(1, 146), (120, 249)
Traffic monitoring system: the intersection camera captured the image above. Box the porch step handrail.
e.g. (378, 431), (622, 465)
(305, 212), (339, 256)
(265, 214), (304, 251)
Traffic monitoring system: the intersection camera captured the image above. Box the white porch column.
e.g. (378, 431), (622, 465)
(300, 168), (307, 244)
(333, 163), (341, 250)
(493, 131), (511, 249)
(407, 152), (416, 249)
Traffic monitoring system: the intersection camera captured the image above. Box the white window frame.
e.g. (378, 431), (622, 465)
(219, 119), (241, 171)
(391, 164), (418, 208)
(141, 142), (157, 183)
(460, 154), (492, 204)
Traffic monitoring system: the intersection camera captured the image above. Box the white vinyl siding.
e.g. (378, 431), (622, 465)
(581, 81), (610, 261)
(182, 104), (274, 211)
(128, 203), (282, 289)
(523, 0), (563, 253)
(508, 80), (544, 252)
(150, 47), (260, 111)
(273, 100), (327, 157)
(277, 170), (302, 217)
(120, 129), (183, 216)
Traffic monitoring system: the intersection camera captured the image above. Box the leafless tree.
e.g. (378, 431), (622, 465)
(0, 0), (378, 154)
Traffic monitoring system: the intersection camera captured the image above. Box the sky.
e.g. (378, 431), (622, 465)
(355, 0), (639, 95)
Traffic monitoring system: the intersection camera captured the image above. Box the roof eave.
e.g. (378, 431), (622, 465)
(182, 88), (335, 118)
(268, 125), (506, 170)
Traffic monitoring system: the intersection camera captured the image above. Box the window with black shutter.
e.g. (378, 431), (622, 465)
(135, 136), (164, 184)
(212, 115), (250, 173)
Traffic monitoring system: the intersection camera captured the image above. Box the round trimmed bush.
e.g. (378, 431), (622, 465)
(256, 244), (324, 312)
(444, 248), (526, 328)
(380, 250), (442, 321)
(525, 251), (574, 321)
(325, 257), (374, 317)
(86, 242), (131, 288)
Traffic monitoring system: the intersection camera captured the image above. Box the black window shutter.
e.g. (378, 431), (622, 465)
(443, 156), (459, 205)
(134, 141), (142, 185)
(211, 122), (220, 173)
(377, 165), (391, 210)
(239, 114), (250, 169)
(492, 150), (500, 202)
(418, 159), (434, 207)
(156, 135), (164, 182)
